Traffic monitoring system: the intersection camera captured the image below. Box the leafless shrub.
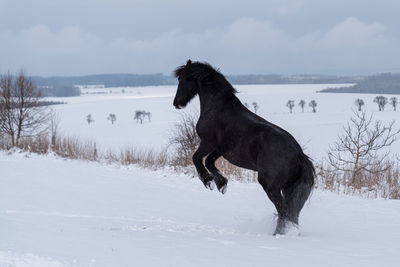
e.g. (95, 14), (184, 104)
(0, 71), (52, 146)
(169, 112), (200, 167)
(298, 100), (306, 112)
(390, 97), (398, 111)
(107, 113), (117, 124)
(327, 111), (400, 185)
(320, 110), (400, 199)
(374, 96), (388, 111)
(354, 98), (365, 111)
(309, 100), (317, 113)
(86, 114), (94, 125)
(286, 100), (295, 113)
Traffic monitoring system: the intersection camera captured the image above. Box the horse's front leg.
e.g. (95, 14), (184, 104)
(205, 151), (228, 194)
(192, 142), (214, 190)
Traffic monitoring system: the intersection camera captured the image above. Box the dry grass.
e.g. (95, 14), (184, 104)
(53, 136), (99, 161)
(0, 134), (12, 150)
(119, 147), (168, 169)
(316, 160), (400, 199)
(215, 158), (257, 182)
(18, 135), (51, 154)
(1, 113), (399, 199)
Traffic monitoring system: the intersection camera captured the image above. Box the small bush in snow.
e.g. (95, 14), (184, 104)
(298, 100), (306, 112)
(309, 100), (317, 113)
(107, 113), (117, 124)
(87, 114), (94, 125)
(373, 96), (388, 111)
(286, 100), (295, 113)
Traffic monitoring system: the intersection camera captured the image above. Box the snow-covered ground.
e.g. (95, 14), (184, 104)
(1, 152), (400, 267)
(51, 84), (400, 159)
(2, 84), (399, 266)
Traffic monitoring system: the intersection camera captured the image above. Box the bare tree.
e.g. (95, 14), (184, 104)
(327, 111), (400, 184)
(286, 100), (295, 113)
(373, 96), (388, 111)
(252, 102), (258, 114)
(86, 114), (94, 125)
(354, 98), (365, 111)
(0, 71), (51, 146)
(390, 97), (398, 111)
(309, 100), (317, 113)
(107, 113), (117, 124)
(134, 110), (151, 124)
(298, 100), (306, 112)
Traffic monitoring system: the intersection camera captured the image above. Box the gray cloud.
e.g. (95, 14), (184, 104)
(0, 0), (399, 75)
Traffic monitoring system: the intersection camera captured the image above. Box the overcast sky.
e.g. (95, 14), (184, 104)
(1, 0), (399, 76)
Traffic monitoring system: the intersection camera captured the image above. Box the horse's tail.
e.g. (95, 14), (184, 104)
(284, 153), (315, 224)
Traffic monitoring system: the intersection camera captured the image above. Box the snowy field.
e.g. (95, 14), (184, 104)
(2, 84), (400, 266)
(1, 152), (400, 267)
(52, 84), (400, 159)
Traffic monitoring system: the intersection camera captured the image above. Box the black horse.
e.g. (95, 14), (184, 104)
(173, 60), (315, 235)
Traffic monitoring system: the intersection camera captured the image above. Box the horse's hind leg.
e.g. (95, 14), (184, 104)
(192, 142), (214, 190)
(282, 186), (300, 225)
(258, 173), (288, 235)
(205, 151), (228, 194)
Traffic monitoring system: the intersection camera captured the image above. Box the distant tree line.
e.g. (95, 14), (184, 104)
(23, 73), (365, 95)
(32, 74), (176, 88)
(38, 85), (81, 97)
(227, 74), (362, 85)
(321, 73), (400, 94)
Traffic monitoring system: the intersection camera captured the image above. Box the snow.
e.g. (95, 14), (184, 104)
(51, 84), (400, 159)
(0, 251), (68, 267)
(1, 152), (400, 267)
(2, 84), (400, 266)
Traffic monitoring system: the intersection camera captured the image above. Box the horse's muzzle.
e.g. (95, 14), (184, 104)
(173, 99), (184, 109)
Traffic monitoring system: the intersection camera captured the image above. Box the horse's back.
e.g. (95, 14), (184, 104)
(203, 107), (293, 170)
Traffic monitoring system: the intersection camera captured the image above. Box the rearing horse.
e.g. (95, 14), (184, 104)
(173, 60), (315, 235)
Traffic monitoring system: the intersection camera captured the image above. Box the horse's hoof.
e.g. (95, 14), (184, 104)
(273, 218), (299, 236)
(205, 180), (215, 190)
(219, 183), (228, 194)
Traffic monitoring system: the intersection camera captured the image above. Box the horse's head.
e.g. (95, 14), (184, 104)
(173, 60), (236, 109)
(173, 60), (199, 109)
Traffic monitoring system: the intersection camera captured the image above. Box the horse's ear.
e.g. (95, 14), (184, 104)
(186, 59), (192, 66)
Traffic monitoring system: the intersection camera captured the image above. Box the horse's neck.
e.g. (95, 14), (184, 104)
(198, 91), (238, 115)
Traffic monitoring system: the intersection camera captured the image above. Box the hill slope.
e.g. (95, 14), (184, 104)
(321, 73), (400, 94)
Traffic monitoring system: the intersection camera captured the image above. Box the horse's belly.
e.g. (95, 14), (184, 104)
(222, 152), (257, 171)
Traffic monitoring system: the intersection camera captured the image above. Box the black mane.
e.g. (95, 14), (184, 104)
(174, 61), (237, 95)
